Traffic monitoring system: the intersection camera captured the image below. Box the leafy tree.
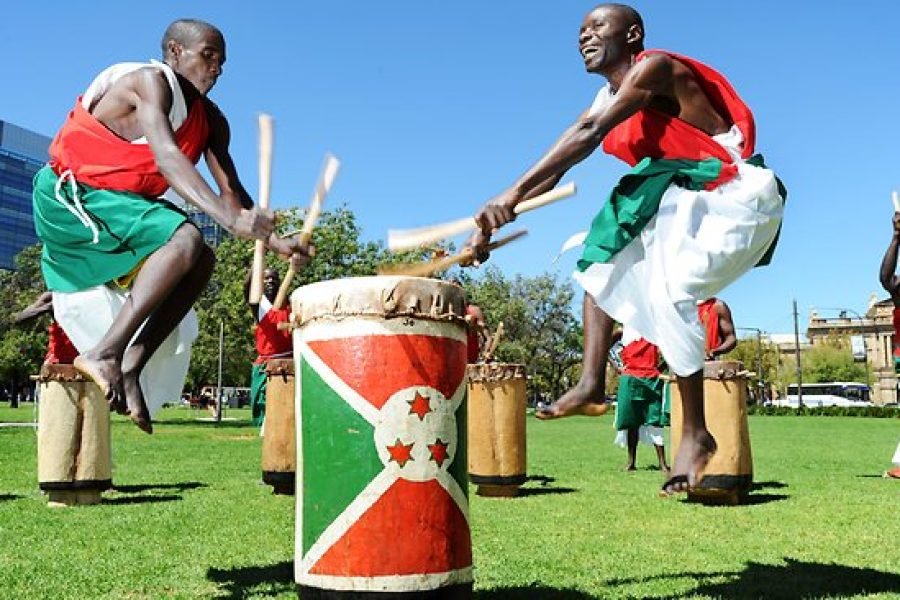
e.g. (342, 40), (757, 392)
(464, 266), (582, 400)
(798, 334), (869, 385)
(0, 244), (50, 403)
(724, 336), (782, 402)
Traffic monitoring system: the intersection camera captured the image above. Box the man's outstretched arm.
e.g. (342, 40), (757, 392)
(473, 54), (673, 239)
(879, 212), (900, 300)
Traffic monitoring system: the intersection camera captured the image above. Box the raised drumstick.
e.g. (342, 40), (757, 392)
(483, 321), (504, 362)
(893, 191), (900, 212)
(272, 154), (341, 310)
(387, 182), (576, 251)
(378, 229), (528, 278)
(249, 114), (274, 305)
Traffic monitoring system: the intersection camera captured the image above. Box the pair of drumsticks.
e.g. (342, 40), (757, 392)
(381, 181), (578, 277)
(248, 114), (341, 310)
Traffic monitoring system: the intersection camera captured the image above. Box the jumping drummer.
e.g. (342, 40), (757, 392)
(32, 18), (311, 434)
(245, 267), (293, 428)
(469, 4), (785, 495)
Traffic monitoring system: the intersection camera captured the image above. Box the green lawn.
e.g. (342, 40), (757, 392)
(1, 405), (898, 599)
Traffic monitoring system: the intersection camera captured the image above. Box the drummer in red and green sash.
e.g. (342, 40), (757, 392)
(31, 19), (310, 433)
(469, 3), (785, 495)
(878, 211), (900, 479)
(245, 268), (293, 428)
(697, 297), (737, 361)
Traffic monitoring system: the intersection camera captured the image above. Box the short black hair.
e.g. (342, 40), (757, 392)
(596, 3), (644, 34)
(161, 18), (222, 55)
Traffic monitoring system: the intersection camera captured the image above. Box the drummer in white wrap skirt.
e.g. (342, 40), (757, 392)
(469, 4), (785, 495)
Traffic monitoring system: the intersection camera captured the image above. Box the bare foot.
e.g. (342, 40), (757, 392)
(884, 467), (900, 479)
(536, 384), (609, 420)
(623, 464), (637, 472)
(74, 353), (126, 414)
(122, 366), (153, 434)
(660, 429), (717, 497)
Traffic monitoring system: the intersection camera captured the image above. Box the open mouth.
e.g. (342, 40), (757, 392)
(581, 45), (600, 59)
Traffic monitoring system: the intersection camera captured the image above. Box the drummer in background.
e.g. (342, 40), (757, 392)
(450, 279), (491, 363)
(878, 210), (900, 479)
(245, 268), (293, 428)
(15, 291), (79, 366)
(697, 297), (737, 360)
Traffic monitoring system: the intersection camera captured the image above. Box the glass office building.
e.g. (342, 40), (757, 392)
(0, 121), (50, 271)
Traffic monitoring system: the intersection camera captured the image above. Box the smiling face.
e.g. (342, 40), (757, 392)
(578, 5), (642, 75)
(166, 25), (226, 95)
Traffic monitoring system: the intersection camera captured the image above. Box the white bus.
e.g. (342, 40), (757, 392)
(778, 382), (873, 408)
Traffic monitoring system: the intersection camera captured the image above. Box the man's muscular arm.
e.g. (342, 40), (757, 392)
(879, 213), (900, 303)
(473, 55), (674, 238)
(131, 69), (271, 241)
(708, 301), (737, 359)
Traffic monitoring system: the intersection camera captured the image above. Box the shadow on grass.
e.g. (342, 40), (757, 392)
(113, 481), (207, 494)
(153, 418), (257, 429)
(751, 480), (787, 490)
(207, 559), (293, 599)
(0, 494), (21, 502)
(516, 474), (577, 497)
(476, 586), (597, 599)
(606, 557), (900, 599)
(102, 494), (183, 505)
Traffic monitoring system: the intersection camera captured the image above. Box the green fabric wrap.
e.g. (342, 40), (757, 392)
(250, 363), (268, 427)
(614, 374), (668, 430)
(33, 166), (189, 292)
(577, 155), (786, 271)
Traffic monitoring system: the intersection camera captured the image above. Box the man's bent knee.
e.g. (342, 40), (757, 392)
(169, 224), (209, 266)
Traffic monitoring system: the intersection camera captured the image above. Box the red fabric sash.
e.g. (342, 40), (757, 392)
(45, 321), (79, 365)
(621, 338), (660, 378)
(49, 96), (209, 198)
(602, 50), (755, 189)
(698, 299), (721, 353)
(255, 307), (293, 363)
(893, 308), (900, 358)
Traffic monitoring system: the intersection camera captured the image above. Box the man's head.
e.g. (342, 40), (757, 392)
(579, 4), (644, 75)
(263, 268), (281, 302)
(162, 19), (226, 95)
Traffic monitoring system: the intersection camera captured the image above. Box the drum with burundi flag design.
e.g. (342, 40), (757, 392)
(292, 276), (473, 598)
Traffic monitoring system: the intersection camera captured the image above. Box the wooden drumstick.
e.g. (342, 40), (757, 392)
(272, 153), (341, 310)
(483, 321), (504, 361)
(893, 191), (900, 212)
(378, 229), (528, 278)
(249, 113), (274, 305)
(387, 182), (576, 251)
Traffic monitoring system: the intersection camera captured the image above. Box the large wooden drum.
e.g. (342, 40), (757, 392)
(292, 276), (472, 598)
(37, 364), (112, 507)
(262, 358), (296, 495)
(466, 363), (527, 497)
(670, 360), (753, 505)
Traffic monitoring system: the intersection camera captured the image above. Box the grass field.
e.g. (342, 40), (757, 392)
(0, 404), (898, 599)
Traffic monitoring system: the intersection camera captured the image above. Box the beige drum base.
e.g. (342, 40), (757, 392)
(476, 484), (520, 497)
(47, 489), (103, 508)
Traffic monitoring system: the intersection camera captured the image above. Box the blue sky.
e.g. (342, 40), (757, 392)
(3, 1), (900, 337)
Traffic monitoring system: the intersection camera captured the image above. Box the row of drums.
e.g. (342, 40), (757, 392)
(35, 276), (753, 598)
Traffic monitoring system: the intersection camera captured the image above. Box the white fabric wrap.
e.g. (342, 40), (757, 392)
(52, 287), (198, 418)
(573, 104), (784, 376)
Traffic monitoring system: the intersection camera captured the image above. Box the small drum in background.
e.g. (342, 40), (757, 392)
(293, 276), (473, 599)
(670, 360), (753, 505)
(467, 362), (527, 497)
(37, 364), (112, 507)
(262, 358), (296, 495)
